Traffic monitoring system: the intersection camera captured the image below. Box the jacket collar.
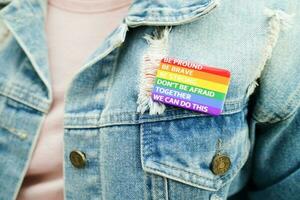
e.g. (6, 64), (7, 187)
(0, 0), (50, 99)
(126, 0), (218, 27)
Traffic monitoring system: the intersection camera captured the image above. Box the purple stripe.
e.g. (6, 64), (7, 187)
(153, 85), (223, 108)
(152, 93), (222, 116)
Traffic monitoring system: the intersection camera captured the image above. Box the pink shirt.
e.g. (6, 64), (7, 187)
(16, 0), (131, 199)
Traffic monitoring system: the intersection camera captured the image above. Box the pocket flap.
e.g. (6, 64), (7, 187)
(140, 110), (250, 191)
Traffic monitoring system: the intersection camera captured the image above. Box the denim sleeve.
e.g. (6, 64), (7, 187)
(249, 1), (300, 199)
(249, 110), (300, 199)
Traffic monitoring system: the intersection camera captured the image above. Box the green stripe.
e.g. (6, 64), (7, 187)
(155, 77), (225, 100)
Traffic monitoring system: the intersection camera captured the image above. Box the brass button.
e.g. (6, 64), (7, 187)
(70, 150), (86, 168)
(211, 154), (231, 175)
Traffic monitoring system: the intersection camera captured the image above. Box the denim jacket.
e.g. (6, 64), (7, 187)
(0, 0), (299, 199)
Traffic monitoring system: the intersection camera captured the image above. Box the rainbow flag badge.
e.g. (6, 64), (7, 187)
(151, 58), (231, 116)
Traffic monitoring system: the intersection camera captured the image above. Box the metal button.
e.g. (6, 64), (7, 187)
(211, 154), (231, 175)
(70, 150), (86, 168)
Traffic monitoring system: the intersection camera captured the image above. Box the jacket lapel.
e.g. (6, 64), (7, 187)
(0, 0), (52, 99)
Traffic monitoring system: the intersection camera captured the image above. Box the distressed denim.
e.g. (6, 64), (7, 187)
(0, 0), (299, 200)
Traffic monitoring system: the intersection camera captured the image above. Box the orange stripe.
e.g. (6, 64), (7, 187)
(159, 63), (230, 85)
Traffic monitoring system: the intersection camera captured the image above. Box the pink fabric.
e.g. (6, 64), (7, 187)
(16, 0), (131, 199)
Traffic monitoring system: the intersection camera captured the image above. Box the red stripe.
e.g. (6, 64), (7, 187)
(161, 58), (230, 78)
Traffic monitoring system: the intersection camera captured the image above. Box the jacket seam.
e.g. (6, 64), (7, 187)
(0, 82), (50, 113)
(252, 106), (298, 125)
(64, 108), (245, 128)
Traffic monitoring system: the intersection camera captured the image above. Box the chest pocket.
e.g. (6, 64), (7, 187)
(139, 103), (250, 191)
(132, 2), (264, 191)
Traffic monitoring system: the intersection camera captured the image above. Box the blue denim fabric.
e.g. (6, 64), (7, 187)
(0, 0), (299, 200)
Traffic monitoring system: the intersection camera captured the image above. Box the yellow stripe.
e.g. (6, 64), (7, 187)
(156, 70), (229, 93)
(159, 63), (230, 85)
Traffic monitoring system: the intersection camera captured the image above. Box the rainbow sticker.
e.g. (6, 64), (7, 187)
(151, 58), (231, 116)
